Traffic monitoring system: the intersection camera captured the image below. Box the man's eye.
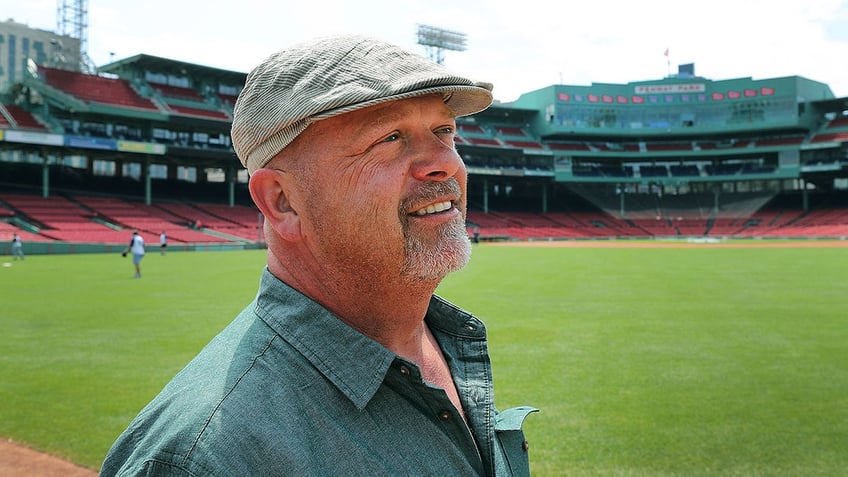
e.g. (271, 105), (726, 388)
(383, 133), (400, 142)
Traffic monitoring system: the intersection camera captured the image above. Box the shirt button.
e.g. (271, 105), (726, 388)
(438, 410), (453, 421)
(522, 440), (530, 452)
(399, 365), (410, 376)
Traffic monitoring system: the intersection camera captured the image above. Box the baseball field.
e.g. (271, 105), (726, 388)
(1, 240), (846, 476)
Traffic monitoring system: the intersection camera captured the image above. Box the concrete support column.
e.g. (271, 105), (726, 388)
(620, 188), (625, 218)
(482, 178), (489, 214)
(143, 159), (152, 205)
(801, 179), (808, 211)
(713, 187), (720, 215)
(41, 153), (50, 198)
(227, 166), (235, 207)
(196, 167), (207, 184)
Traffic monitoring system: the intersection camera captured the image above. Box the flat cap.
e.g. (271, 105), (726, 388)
(231, 34), (494, 173)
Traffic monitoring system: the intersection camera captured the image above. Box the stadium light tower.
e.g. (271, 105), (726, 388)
(57, 0), (97, 72)
(416, 24), (467, 65)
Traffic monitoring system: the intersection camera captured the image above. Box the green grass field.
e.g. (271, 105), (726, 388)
(1, 243), (846, 476)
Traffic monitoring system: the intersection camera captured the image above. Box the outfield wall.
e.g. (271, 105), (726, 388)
(0, 241), (264, 256)
(5, 236), (848, 257)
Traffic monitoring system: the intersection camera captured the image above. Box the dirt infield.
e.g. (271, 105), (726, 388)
(0, 439), (97, 477)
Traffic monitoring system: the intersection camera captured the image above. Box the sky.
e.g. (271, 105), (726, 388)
(6, 0), (848, 103)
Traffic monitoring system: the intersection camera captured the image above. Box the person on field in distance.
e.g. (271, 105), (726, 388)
(100, 34), (537, 476)
(122, 231), (145, 278)
(11, 233), (24, 260)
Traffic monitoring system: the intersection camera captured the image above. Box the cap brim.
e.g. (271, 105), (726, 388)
(312, 83), (494, 122)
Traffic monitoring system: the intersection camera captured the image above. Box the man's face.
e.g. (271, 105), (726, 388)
(290, 94), (471, 283)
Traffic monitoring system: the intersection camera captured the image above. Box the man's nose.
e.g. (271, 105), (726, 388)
(410, 135), (464, 182)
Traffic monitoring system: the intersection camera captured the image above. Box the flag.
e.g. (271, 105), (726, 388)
(664, 48), (669, 57)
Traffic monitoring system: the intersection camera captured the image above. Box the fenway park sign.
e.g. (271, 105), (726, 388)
(634, 83), (706, 94)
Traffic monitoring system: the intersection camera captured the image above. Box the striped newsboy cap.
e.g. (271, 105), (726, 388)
(231, 34), (494, 173)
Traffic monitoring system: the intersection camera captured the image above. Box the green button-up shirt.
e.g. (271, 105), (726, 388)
(100, 268), (537, 476)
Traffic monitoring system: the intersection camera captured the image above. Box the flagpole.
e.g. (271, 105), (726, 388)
(665, 47), (670, 77)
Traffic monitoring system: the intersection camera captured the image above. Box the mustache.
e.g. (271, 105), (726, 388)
(400, 178), (463, 213)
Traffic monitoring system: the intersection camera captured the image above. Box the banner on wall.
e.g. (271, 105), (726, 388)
(2, 130), (64, 146)
(0, 130), (166, 155)
(117, 140), (167, 155)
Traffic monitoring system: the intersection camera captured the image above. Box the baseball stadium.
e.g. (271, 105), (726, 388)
(1, 3), (847, 476)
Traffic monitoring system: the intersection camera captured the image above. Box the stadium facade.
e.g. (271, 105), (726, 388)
(2, 21), (847, 249)
(462, 67), (848, 218)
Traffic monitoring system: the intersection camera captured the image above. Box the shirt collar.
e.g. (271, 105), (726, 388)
(252, 268), (486, 409)
(253, 268), (397, 410)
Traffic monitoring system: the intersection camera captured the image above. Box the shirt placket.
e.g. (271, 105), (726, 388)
(391, 358), (486, 475)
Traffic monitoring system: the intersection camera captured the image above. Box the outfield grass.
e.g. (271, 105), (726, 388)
(1, 244), (846, 475)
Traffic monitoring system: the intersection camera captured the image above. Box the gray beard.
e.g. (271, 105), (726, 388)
(401, 218), (471, 280)
(399, 176), (471, 280)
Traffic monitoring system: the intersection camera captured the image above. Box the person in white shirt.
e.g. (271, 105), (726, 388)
(12, 233), (24, 260)
(122, 231), (145, 278)
(159, 232), (167, 255)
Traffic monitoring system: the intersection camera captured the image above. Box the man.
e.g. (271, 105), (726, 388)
(122, 231), (145, 278)
(159, 231), (167, 255)
(11, 233), (24, 260)
(100, 34), (536, 476)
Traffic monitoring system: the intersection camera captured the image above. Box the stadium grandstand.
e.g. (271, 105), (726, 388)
(2, 21), (848, 254)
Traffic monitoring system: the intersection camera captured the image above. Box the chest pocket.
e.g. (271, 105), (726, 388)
(494, 406), (539, 476)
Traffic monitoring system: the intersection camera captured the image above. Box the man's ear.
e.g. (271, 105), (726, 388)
(248, 169), (302, 241)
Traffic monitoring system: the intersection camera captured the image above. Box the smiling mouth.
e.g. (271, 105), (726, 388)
(412, 201), (453, 216)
